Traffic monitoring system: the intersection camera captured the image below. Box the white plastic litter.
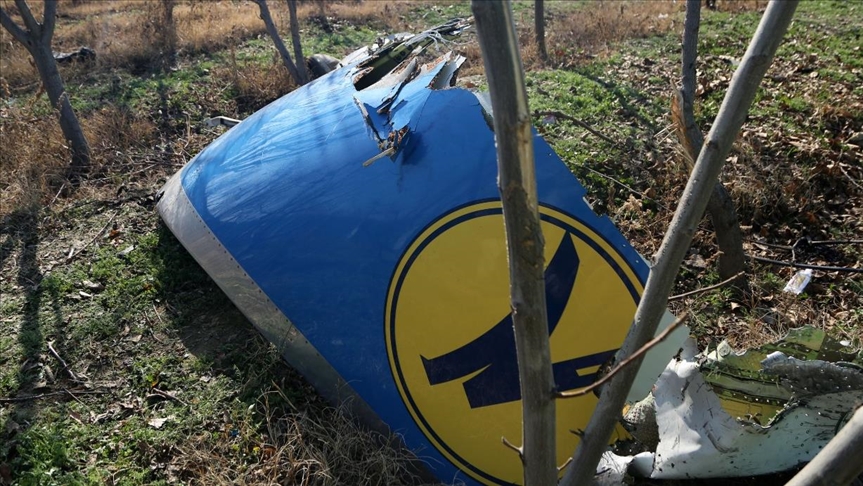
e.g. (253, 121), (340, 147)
(783, 268), (812, 294)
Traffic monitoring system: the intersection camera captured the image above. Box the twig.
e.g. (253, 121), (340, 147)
(128, 164), (157, 177)
(68, 411), (86, 425)
(750, 255), (863, 274)
(749, 238), (792, 250)
(533, 109), (616, 145)
(558, 457), (573, 472)
(810, 239), (863, 246)
(0, 389), (107, 403)
(152, 303), (164, 325)
(47, 340), (79, 381)
(150, 387), (188, 406)
(582, 166), (672, 212)
(64, 211), (118, 265)
(142, 309), (155, 327)
(748, 238), (863, 250)
(49, 182), (66, 206)
(838, 161), (863, 192)
(556, 314), (687, 399)
(64, 388), (86, 406)
(669, 271), (745, 301)
(501, 436), (524, 460)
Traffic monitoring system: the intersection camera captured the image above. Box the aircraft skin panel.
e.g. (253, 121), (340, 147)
(158, 48), (684, 485)
(157, 170), (395, 439)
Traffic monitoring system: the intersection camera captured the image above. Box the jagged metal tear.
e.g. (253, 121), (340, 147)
(607, 333), (863, 480)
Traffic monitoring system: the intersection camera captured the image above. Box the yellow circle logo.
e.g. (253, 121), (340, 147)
(385, 201), (643, 485)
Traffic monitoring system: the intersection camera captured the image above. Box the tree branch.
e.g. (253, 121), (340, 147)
(668, 272), (745, 301)
(14, 0), (39, 36)
(253, 0), (302, 85)
(286, 0), (309, 84)
(41, 0), (56, 43)
(559, 2), (799, 484)
(472, 1), (557, 485)
(0, 6), (30, 47)
(533, 110), (616, 145)
(556, 314), (686, 399)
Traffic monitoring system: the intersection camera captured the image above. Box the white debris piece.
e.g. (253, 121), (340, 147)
(595, 451), (654, 485)
(647, 339), (863, 479)
(606, 328), (863, 481)
(783, 268), (812, 294)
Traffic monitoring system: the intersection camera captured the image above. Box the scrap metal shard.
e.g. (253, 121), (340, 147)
(612, 328), (863, 480)
(701, 325), (860, 427)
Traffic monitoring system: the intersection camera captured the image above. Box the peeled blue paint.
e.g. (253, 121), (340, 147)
(158, 34), (685, 485)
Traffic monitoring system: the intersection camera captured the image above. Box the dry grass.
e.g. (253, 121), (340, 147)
(295, 0), (395, 27)
(214, 44), (297, 114)
(173, 386), (420, 486)
(514, 0), (766, 69)
(0, 105), (69, 211)
(530, 1), (684, 69)
(0, 0), (431, 87)
(175, 1), (266, 55)
(0, 34), (36, 88)
(1, 0), (268, 84)
(83, 104), (159, 165)
(0, 101), (160, 217)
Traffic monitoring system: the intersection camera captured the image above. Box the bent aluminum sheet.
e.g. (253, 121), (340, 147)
(608, 335), (863, 480)
(701, 325), (860, 426)
(157, 44), (683, 485)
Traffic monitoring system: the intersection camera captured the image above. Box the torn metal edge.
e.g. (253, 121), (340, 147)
(612, 336), (863, 480)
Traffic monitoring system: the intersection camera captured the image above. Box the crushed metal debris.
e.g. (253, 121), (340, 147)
(606, 326), (863, 481)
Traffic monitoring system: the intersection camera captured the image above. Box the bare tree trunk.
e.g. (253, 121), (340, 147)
(679, 0), (702, 157)
(161, 0), (177, 70)
(560, 2), (799, 484)
(786, 405), (863, 486)
(707, 185), (746, 281)
(286, 0), (309, 85)
(253, 0), (304, 86)
(315, 0), (331, 33)
(535, 0), (547, 62)
(471, 2), (557, 485)
(678, 0), (746, 284)
(32, 42), (91, 177)
(1, 0), (91, 179)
